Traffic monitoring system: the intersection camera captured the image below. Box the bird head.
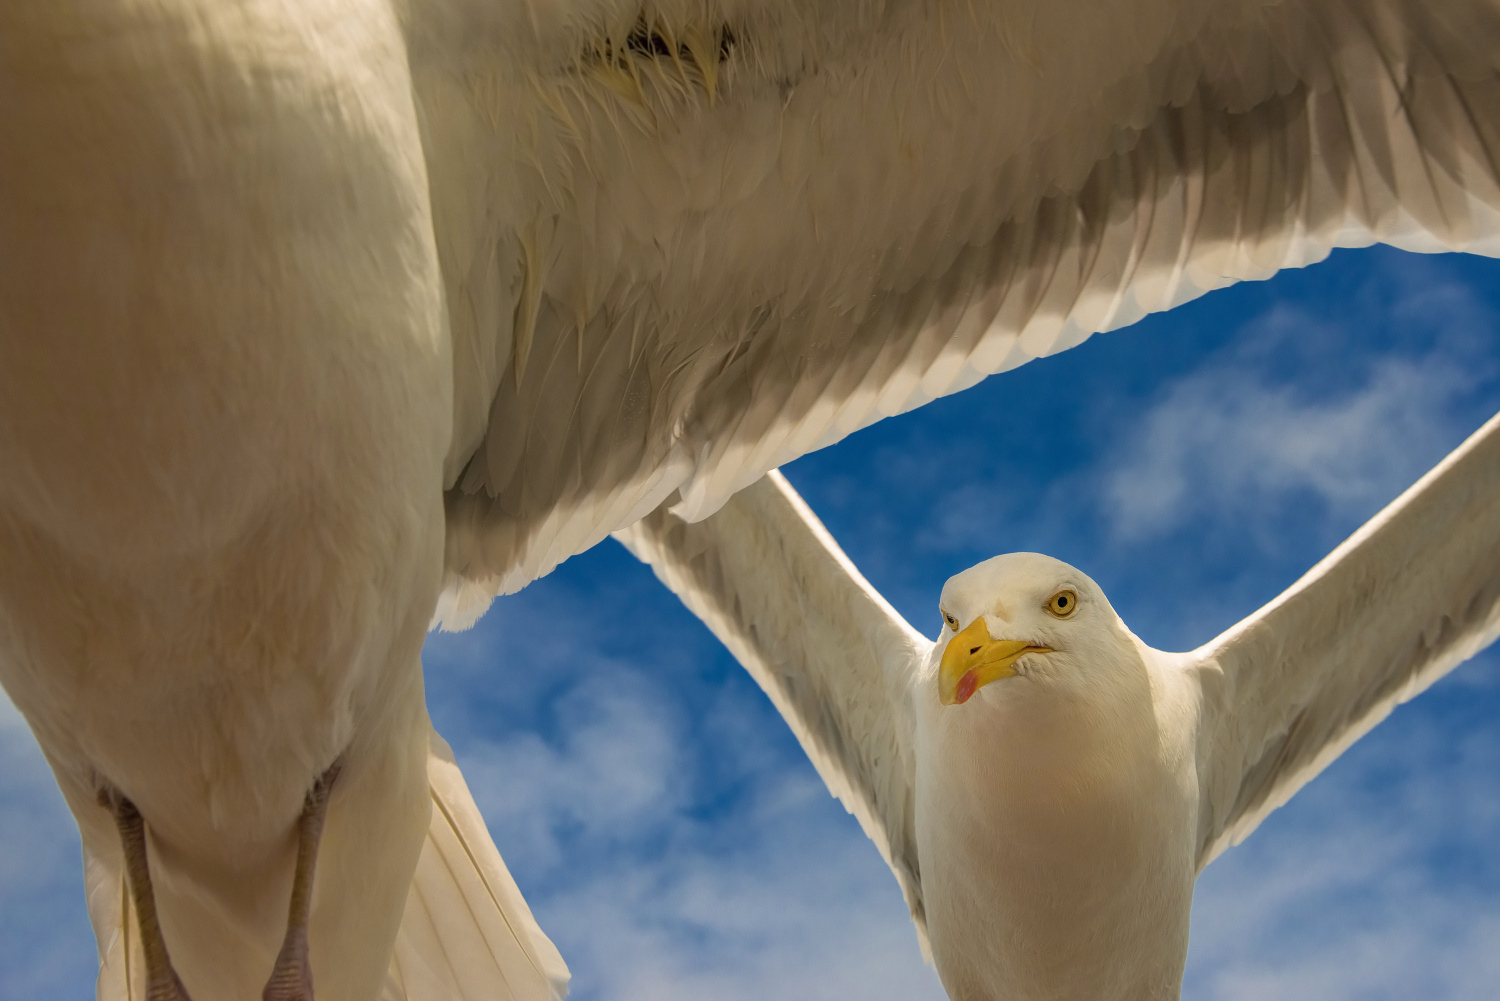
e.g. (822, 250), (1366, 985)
(933, 552), (1132, 706)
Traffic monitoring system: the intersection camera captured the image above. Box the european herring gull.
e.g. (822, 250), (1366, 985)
(5, 0), (1500, 997)
(618, 410), (1500, 999)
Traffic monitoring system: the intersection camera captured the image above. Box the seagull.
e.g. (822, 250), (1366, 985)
(616, 411), (1500, 1000)
(5, 0), (1500, 998)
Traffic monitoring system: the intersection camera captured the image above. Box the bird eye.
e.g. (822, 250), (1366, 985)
(1045, 590), (1078, 618)
(942, 610), (959, 630)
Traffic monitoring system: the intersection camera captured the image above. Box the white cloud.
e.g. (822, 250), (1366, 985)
(457, 675), (687, 869)
(434, 631), (946, 1001)
(1186, 654), (1500, 1000)
(531, 800), (945, 1001)
(1103, 301), (1495, 545)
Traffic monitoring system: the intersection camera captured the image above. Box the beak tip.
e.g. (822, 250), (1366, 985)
(953, 671), (978, 705)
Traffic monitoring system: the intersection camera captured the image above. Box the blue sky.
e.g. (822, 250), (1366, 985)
(4, 245), (1500, 999)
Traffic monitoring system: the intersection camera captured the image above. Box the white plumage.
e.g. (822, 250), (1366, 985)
(3, 0), (1500, 997)
(617, 413), (1500, 999)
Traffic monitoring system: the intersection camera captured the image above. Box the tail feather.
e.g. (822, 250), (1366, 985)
(384, 731), (569, 1001)
(86, 830), (137, 1001)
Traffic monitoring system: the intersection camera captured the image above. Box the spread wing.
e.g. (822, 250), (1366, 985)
(1193, 410), (1500, 867)
(614, 471), (935, 947)
(414, 0), (1500, 619)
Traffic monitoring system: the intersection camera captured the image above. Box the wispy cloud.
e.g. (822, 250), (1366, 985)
(425, 559), (946, 1001)
(1102, 293), (1497, 546)
(456, 676), (689, 869)
(533, 809), (945, 1001)
(1187, 652), (1500, 1000)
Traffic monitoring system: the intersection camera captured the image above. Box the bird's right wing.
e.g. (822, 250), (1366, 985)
(614, 471), (935, 947)
(1192, 410), (1500, 869)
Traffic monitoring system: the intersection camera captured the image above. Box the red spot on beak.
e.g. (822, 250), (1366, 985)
(954, 671), (978, 704)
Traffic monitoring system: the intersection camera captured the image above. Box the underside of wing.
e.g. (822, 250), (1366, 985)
(420, 0), (1500, 618)
(1193, 410), (1500, 868)
(614, 471), (934, 947)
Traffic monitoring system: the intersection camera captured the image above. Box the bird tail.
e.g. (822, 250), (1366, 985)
(87, 728), (569, 1001)
(382, 728), (570, 1001)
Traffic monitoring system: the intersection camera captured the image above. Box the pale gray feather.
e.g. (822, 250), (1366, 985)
(1193, 410), (1500, 866)
(614, 471), (934, 947)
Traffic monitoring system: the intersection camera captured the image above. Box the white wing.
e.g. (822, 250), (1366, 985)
(418, 0), (1500, 617)
(1193, 410), (1500, 867)
(614, 471), (934, 945)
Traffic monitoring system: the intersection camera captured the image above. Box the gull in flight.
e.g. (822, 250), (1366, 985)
(618, 410), (1500, 1000)
(4, 0), (1500, 998)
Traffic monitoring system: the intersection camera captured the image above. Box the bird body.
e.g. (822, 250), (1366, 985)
(913, 560), (1200, 1000)
(0, 3), (459, 996)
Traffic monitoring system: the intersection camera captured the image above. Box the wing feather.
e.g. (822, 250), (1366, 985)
(1193, 410), (1500, 867)
(614, 471), (934, 947)
(421, 0), (1500, 618)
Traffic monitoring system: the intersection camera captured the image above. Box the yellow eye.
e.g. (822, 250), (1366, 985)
(1045, 590), (1079, 618)
(942, 610), (959, 631)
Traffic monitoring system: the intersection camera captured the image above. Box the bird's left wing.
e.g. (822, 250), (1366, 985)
(614, 471), (935, 946)
(417, 0), (1500, 619)
(1192, 410), (1500, 868)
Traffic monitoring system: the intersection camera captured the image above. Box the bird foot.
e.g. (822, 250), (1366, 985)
(261, 954), (314, 1001)
(261, 760), (343, 1001)
(95, 783), (197, 1001)
(146, 971), (196, 1001)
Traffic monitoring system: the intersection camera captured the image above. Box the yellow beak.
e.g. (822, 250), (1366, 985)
(939, 617), (1051, 705)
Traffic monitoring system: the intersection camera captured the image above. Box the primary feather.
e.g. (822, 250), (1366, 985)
(433, 0), (1500, 612)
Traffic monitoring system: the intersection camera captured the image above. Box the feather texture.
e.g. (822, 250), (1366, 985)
(385, 731), (570, 1001)
(424, 0), (1500, 619)
(1193, 409), (1500, 866)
